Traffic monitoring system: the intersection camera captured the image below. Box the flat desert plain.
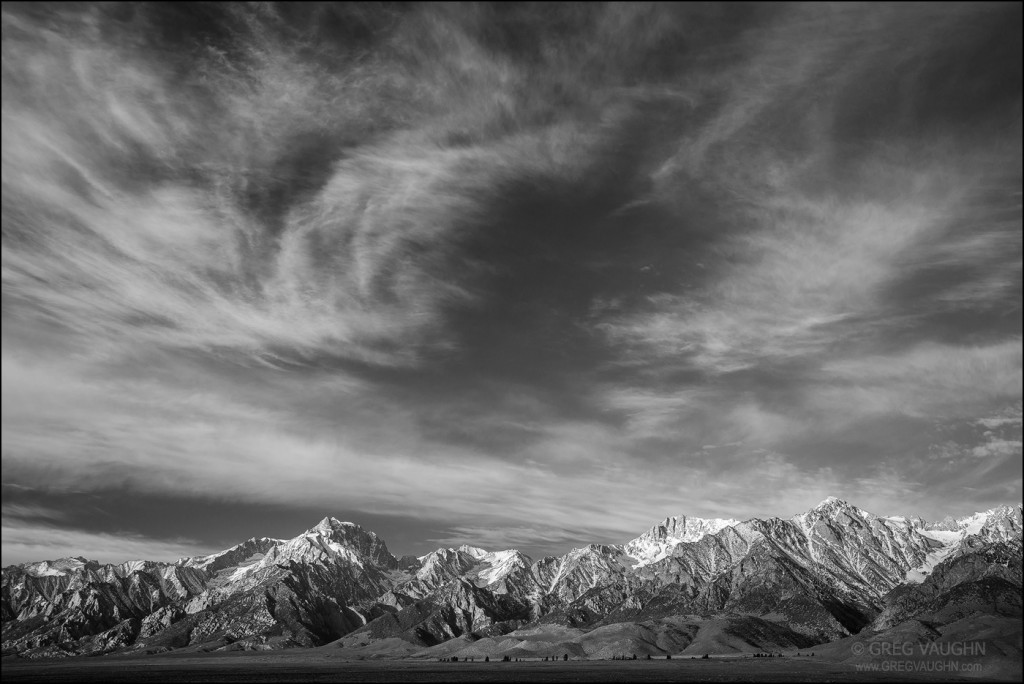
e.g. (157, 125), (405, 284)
(1, 652), (1011, 683)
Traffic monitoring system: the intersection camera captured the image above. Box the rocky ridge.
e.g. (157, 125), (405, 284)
(2, 500), (1020, 659)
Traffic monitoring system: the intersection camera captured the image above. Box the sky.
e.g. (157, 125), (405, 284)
(1, 2), (1021, 566)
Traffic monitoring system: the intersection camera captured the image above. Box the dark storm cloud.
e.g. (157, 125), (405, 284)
(2, 2), (1020, 564)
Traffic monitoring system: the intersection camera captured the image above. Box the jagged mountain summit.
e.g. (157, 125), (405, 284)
(2, 499), (1020, 660)
(624, 515), (740, 567)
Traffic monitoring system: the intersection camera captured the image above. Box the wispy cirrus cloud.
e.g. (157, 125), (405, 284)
(1, 18), (469, 368)
(1, 3), (1020, 564)
(582, 5), (1021, 495)
(814, 341), (1022, 419)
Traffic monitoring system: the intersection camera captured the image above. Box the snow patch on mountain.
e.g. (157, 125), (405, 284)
(905, 530), (960, 583)
(458, 545), (490, 559)
(471, 550), (529, 587)
(958, 512), (989, 536)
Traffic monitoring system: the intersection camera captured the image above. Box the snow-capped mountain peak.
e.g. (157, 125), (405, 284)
(624, 515), (740, 567)
(178, 518), (399, 582)
(311, 516), (357, 534)
(807, 496), (860, 515)
(792, 497), (877, 532)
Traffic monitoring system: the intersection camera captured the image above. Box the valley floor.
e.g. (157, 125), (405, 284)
(2, 652), (1012, 683)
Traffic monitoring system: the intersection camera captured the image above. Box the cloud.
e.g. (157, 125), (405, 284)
(6, 345), (932, 547)
(599, 126), (1015, 382)
(1, 3), (1020, 558)
(1, 4), (614, 370)
(1, 19), (465, 368)
(977, 408), (1024, 430)
(592, 3), (1020, 419)
(0, 503), (66, 523)
(815, 341), (1023, 420)
(1, 519), (217, 567)
(1, 349), (671, 544)
(971, 439), (1023, 459)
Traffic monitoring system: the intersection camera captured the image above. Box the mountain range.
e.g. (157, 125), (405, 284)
(2, 498), (1021, 663)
